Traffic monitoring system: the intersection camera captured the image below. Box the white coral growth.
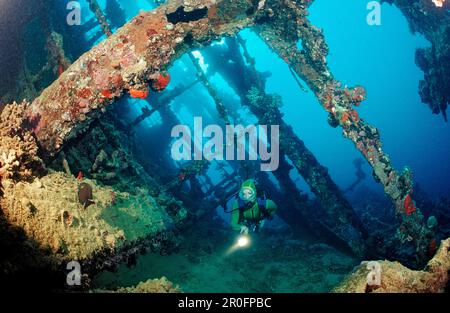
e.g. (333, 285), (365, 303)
(0, 150), (19, 178)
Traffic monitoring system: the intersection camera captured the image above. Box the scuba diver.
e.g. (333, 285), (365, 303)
(228, 179), (278, 234)
(344, 158), (366, 193)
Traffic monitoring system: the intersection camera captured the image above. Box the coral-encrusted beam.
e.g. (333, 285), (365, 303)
(87, 0), (113, 37)
(25, 0), (261, 159)
(188, 53), (230, 123)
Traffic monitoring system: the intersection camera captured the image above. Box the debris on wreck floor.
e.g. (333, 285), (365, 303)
(92, 276), (181, 293)
(93, 217), (360, 293)
(334, 238), (450, 293)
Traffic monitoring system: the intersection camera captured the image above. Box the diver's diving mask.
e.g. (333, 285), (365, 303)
(239, 186), (256, 202)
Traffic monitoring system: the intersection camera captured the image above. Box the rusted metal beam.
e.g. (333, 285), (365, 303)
(25, 0), (262, 159)
(128, 79), (200, 129)
(87, 0), (113, 37)
(188, 53), (230, 123)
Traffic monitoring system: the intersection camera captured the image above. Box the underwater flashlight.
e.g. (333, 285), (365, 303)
(225, 234), (251, 255)
(237, 235), (249, 248)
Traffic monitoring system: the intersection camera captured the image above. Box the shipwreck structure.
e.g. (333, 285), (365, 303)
(0, 0), (448, 289)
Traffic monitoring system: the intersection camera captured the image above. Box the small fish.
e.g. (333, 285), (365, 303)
(78, 182), (95, 209)
(77, 171), (83, 181)
(178, 172), (186, 182)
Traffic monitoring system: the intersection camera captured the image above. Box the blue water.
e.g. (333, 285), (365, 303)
(307, 0), (450, 198)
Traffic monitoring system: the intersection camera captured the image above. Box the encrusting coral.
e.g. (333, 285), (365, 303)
(334, 238), (450, 293)
(1, 171), (176, 263)
(0, 101), (44, 181)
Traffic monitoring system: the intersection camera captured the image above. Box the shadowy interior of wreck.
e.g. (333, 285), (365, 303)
(0, 0), (449, 292)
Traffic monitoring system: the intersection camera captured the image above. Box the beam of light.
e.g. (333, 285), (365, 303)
(237, 236), (249, 247)
(225, 235), (250, 255)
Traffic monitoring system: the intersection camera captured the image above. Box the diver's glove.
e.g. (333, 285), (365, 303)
(240, 225), (249, 235)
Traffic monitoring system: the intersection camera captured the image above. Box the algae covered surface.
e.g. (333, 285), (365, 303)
(1, 171), (171, 262)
